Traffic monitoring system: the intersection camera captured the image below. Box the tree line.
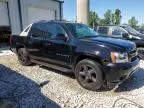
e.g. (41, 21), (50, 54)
(88, 9), (144, 30)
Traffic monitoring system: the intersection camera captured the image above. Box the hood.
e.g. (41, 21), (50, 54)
(82, 36), (136, 52)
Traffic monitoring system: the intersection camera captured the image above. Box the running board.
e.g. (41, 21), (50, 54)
(31, 59), (72, 72)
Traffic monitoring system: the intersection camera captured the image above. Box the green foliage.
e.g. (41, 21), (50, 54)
(98, 9), (122, 26)
(111, 14), (115, 25)
(128, 17), (138, 28)
(88, 9), (143, 29)
(113, 9), (122, 25)
(103, 9), (112, 25)
(99, 19), (107, 25)
(88, 11), (99, 28)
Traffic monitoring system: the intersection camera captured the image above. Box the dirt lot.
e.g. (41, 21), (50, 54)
(0, 53), (144, 108)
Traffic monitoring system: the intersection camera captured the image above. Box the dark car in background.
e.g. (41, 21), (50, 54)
(97, 25), (144, 59)
(10, 21), (139, 91)
(140, 30), (144, 34)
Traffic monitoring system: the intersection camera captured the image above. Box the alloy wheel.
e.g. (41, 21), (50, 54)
(78, 64), (97, 86)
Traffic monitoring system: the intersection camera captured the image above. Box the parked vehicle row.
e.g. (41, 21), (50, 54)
(96, 25), (144, 59)
(10, 21), (139, 91)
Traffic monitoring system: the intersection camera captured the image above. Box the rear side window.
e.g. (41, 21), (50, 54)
(30, 23), (66, 39)
(30, 23), (44, 38)
(42, 23), (66, 39)
(24, 26), (30, 32)
(98, 27), (109, 35)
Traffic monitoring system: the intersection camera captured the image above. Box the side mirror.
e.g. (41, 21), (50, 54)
(56, 34), (68, 42)
(122, 33), (130, 39)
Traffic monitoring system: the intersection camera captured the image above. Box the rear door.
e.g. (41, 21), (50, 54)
(42, 23), (71, 67)
(26, 23), (44, 60)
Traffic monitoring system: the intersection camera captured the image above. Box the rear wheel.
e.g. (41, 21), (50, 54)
(137, 47), (144, 60)
(17, 48), (32, 66)
(75, 59), (104, 91)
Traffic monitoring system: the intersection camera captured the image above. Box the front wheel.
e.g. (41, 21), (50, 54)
(17, 48), (32, 66)
(75, 59), (104, 91)
(137, 47), (144, 60)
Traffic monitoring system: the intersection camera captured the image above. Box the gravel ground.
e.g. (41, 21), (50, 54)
(0, 45), (13, 56)
(0, 54), (144, 108)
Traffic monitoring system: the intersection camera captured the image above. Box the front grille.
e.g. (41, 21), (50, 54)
(128, 49), (137, 62)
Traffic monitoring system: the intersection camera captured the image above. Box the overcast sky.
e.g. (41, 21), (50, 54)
(63, 0), (144, 24)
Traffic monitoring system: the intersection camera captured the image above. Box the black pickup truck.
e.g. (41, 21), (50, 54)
(97, 25), (144, 59)
(10, 21), (139, 91)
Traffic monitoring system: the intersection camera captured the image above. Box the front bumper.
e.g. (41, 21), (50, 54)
(103, 58), (140, 87)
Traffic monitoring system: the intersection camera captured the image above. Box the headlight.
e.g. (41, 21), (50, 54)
(111, 52), (128, 63)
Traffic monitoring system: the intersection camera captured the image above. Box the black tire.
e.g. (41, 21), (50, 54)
(75, 59), (104, 91)
(17, 48), (32, 66)
(137, 47), (144, 60)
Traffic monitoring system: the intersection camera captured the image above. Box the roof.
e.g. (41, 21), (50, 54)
(33, 20), (85, 27)
(35, 20), (77, 24)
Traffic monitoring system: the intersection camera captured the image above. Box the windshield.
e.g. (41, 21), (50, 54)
(65, 23), (98, 38)
(122, 25), (141, 35)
